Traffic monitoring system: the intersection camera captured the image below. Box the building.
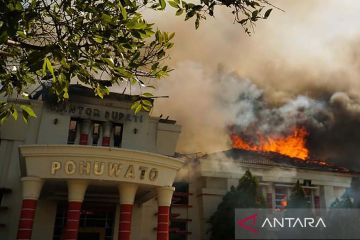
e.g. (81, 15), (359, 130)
(0, 85), (183, 240)
(1, 85), (359, 240)
(172, 149), (359, 240)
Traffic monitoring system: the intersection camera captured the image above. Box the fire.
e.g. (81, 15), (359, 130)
(230, 127), (309, 160)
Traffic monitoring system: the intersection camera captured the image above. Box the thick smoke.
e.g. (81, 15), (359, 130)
(146, 0), (360, 171)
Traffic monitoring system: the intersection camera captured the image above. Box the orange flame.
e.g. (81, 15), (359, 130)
(230, 127), (309, 160)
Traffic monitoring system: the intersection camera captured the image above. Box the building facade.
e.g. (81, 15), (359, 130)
(0, 85), (183, 240)
(1, 85), (359, 240)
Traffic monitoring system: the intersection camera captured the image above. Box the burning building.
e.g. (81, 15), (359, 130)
(170, 127), (360, 240)
(1, 82), (360, 240)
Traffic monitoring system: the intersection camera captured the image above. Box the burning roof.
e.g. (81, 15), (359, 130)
(209, 148), (357, 174)
(226, 126), (360, 174)
(230, 127), (309, 160)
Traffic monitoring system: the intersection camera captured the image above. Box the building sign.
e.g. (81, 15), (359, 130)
(20, 145), (184, 187)
(48, 103), (144, 123)
(50, 160), (158, 182)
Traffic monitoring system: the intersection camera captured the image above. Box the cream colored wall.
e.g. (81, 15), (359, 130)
(132, 198), (158, 240)
(0, 140), (24, 240)
(156, 123), (182, 156)
(0, 102), (36, 240)
(36, 108), (70, 144)
(32, 200), (57, 239)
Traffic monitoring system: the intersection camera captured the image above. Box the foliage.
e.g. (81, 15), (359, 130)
(286, 180), (310, 208)
(208, 170), (265, 240)
(330, 193), (353, 208)
(0, 0), (274, 123)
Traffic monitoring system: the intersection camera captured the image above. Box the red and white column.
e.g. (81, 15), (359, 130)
(17, 177), (44, 240)
(156, 186), (175, 240)
(63, 180), (88, 240)
(102, 122), (112, 146)
(79, 120), (91, 145)
(117, 183), (138, 240)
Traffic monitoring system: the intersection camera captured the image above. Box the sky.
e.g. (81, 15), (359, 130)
(139, 0), (360, 155)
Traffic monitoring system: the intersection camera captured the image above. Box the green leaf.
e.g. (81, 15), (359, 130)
(195, 17), (200, 29)
(131, 100), (141, 111)
(142, 92), (153, 97)
(168, 1), (179, 8)
(45, 57), (54, 76)
(134, 104), (142, 114)
(101, 13), (112, 24)
(119, 2), (127, 20)
(264, 9), (272, 19)
(20, 105), (37, 118)
(93, 35), (103, 43)
(142, 106), (150, 111)
(151, 62), (159, 70)
(159, 0), (166, 10)
(42, 58), (47, 75)
(176, 8), (183, 16)
(142, 99), (152, 107)
(10, 107), (18, 120)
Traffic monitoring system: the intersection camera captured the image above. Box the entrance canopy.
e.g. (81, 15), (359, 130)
(19, 145), (183, 187)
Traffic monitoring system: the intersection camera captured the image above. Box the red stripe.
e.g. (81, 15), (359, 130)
(157, 232), (169, 240)
(20, 209), (36, 219)
(22, 199), (37, 208)
(102, 137), (110, 146)
(63, 201), (83, 240)
(17, 199), (37, 240)
(79, 134), (88, 145)
(18, 219), (34, 229)
(118, 204), (133, 240)
(17, 230), (32, 239)
(157, 206), (170, 240)
(67, 211), (81, 219)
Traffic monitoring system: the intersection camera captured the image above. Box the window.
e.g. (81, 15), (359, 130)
(67, 119), (78, 144)
(172, 182), (189, 205)
(92, 122), (101, 146)
(275, 187), (289, 209)
(113, 124), (123, 147)
(170, 221), (188, 240)
(53, 202), (116, 240)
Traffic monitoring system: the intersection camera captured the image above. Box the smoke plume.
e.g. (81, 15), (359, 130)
(145, 0), (360, 170)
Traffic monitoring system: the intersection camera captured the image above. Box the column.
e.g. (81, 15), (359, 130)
(79, 120), (91, 145)
(63, 180), (88, 240)
(17, 177), (44, 240)
(156, 186), (175, 240)
(118, 183), (138, 240)
(314, 188), (320, 208)
(322, 186), (335, 208)
(266, 184), (273, 208)
(102, 121), (112, 146)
